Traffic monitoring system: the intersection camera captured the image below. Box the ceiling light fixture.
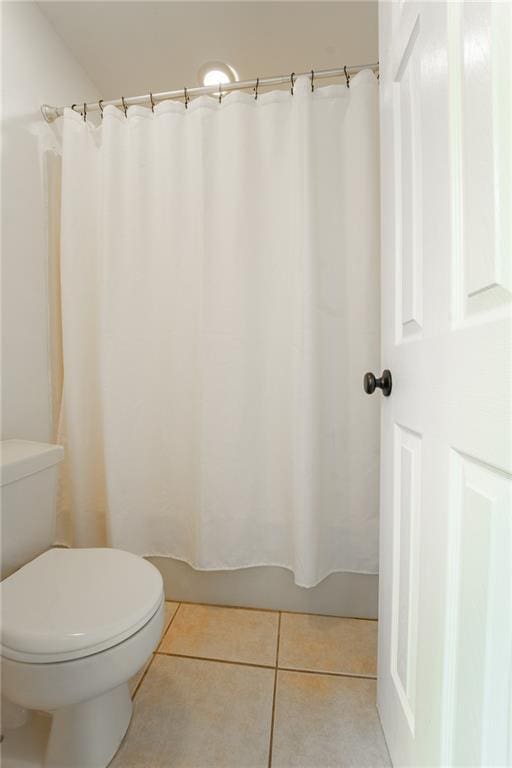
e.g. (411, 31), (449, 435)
(197, 61), (239, 88)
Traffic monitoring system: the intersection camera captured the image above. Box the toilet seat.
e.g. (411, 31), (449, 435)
(0, 548), (163, 663)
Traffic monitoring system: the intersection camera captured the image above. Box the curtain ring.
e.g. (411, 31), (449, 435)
(184, 87), (189, 109)
(150, 92), (155, 113)
(98, 99), (104, 119)
(254, 77), (259, 100)
(344, 66), (350, 88)
(83, 102), (87, 123)
(311, 70), (315, 92)
(218, 82), (222, 104)
(290, 72), (295, 96)
(121, 96), (128, 117)
(71, 104), (79, 114)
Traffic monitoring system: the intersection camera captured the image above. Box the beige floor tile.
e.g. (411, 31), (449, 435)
(129, 601), (180, 693)
(159, 603), (279, 666)
(279, 614), (377, 676)
(271, 671), (390, 768)
(112, 654), (275, 768)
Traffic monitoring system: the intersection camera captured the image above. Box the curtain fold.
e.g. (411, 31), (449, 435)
(56, 71), (380, 587)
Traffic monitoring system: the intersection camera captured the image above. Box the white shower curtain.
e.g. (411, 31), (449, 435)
(56, 71), (380, 587)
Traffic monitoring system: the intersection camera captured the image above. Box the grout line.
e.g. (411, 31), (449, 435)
(281, 610), (378, 622)
(275, 610), (282, 668)
(279, 667), (377, 681)
(155, 601), (182, 653)
(154, 649), (377, 681)
(156, 651), (275, 671)
(267, 611), (282, 768)
(131, 654), (155, 700)
(175, 599), (281, 616)
(132, 602), (182, 699)
(174, 599), (377, 622)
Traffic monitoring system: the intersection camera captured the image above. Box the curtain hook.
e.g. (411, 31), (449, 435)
(311, 70), (315, 92)
(218, 82), (222, 104)
(83, 102), (87, 123)
(184, 87), (189, 109)
(71, 104), (79, 114)
(344, 66), (350, 89)
(254, 77), (259, 100)
(290, 72), (295, 96)
(121, 96), (128, 117)
(150, 92), (155, 113)
(98, 99), (104, 119)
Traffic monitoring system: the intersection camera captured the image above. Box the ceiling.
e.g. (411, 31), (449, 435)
(37, 1), (378, 101)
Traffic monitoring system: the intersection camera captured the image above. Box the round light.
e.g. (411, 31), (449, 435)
(198, 61), (238, 88)
(203, 69), (231, 87)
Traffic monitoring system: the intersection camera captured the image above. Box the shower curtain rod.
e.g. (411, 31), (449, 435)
(41, 62), (379, 123)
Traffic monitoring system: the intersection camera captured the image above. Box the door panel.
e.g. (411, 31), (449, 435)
(449, 2), (511, 321)
(444, 453), (512, 767)
(392, 425), (421, 734)
(378, 2), (512, 766)
(394, 14), (423, 342)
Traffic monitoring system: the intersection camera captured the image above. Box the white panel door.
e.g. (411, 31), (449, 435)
(377, 2), (511, 766)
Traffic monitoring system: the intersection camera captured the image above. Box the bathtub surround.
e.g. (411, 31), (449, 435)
(150, 557), (378, 618)
(54, 71), (380, 588)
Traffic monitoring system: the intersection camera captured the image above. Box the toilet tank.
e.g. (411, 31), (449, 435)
(1, 440), (64, 579)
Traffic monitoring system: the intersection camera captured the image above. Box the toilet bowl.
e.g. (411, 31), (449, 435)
(1, 547), (165, 768)
(0, 440), (165, 766)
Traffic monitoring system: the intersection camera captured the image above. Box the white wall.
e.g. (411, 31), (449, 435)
(1, 1), (99, 441)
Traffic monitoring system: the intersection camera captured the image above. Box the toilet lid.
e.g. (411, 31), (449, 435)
(0, 548), (164, 663)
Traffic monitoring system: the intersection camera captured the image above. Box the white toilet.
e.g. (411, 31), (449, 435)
(0, 440), (165, 768)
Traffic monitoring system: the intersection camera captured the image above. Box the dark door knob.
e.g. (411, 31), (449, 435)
(364, 369), (392, 397)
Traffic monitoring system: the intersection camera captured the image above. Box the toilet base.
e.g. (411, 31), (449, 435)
(46, 683), (133, 768)
(1, 711), (51, 768)
(0, 684), (132, 768)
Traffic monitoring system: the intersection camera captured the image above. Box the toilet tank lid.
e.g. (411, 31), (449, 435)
(1, 440), (64, 487)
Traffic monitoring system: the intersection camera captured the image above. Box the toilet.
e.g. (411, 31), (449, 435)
(0, 440), (165, 768)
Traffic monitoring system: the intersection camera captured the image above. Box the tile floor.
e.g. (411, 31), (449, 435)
(117, 602), (390, 768)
